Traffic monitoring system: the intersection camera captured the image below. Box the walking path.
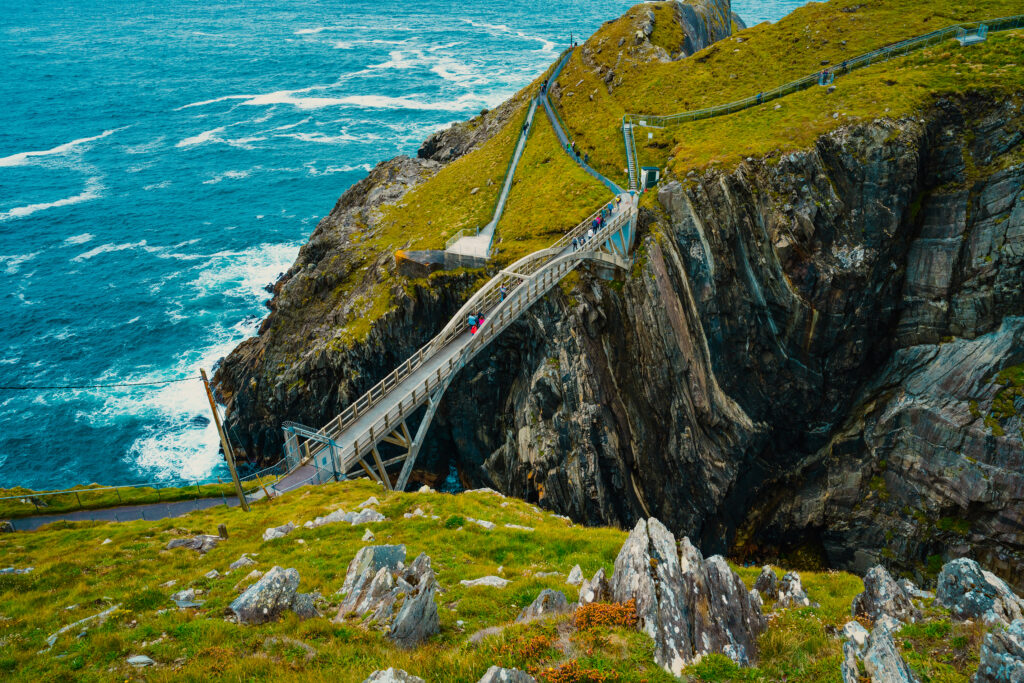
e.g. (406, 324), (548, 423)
(8, 495), (247, 532)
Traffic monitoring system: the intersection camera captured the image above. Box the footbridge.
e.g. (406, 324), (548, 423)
(274, 49), (638, 492)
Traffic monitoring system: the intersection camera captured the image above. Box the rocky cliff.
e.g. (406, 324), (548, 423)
(215, 2), (1024, 591)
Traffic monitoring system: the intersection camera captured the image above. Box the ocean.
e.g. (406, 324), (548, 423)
(0, 0), (808, 490)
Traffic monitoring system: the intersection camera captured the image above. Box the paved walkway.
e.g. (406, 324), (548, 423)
(8, 495), (247, 531)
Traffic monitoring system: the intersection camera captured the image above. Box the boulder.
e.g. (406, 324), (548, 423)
(353, 509), (386, 525)
(579, 568), (611, 605)
(205, 570), (220, 580)
(754, 566), (779, 601)
(516, 589), (572, 623)
(973, 618), (1024, 683)
(0, 521), (14, 533)
(609, 518), (765, 674)
(778, 572), (815, 608)
(229, 554), (256, 570)
(468, 517), (495, 530)
(362, 529), (376, 542)
(852, 566), (921, 623)
(477, 666), (537, 683)
(127, 654), (156, 667)
(936, 558), (1024, 626)
(336, 549), (439, 648)
(863, 625), (919, 683)
(898, 578), (934, 600)
(358, 496), (381, 509)
(460, 576), (509, 589)
(567, 565), (584, 585)
(262, 522), (296, 541)
(362, 669), (425, 683)
(166, 535), (219, 554)
(305, 509), (353, 528)
(229, 566), (319, 625)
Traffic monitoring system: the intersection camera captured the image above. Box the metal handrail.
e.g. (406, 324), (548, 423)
(624, 14), (1024, 129)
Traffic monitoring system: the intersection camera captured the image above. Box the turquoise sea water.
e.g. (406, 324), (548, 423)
(0, 0), (807, 489)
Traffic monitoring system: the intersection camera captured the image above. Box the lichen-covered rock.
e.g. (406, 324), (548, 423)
(610, 518), (765, 674)
(230, 566), (319, 625)
(477, 666), (537, 683)
(566, 565), (584, 585)
(778, 572), (815, 608)
(336, 548), (438, 648)
(936, 558), (1024, 625)
(841, 640), (860, 683)
(229, 554), (256, 570)
(361, 668), (425, 683)
(166, 535), (219, 554)
(754, 566), (779, 601)
(579, 568), (611, 606)
(863, 625), (919, 683)
(262, 522), (296, 541)
(853, 566), (921, 623)
(842, 620), (871, 656)
(973, 618), (1024, 683)
(898, 579), (934, 601)
(516, 589), (571, 623)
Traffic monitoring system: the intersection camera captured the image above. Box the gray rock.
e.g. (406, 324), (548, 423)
(477, 666), (537, 683)
(127, 654), (156, 667)
(0, 521), (14, 533)
(842, 620), (871, 656)
(0, 566), (33, 575)
(567, 565), (584, 585)
(166, 535), (219, 554)
(305, 509), (354, 528)
(579, 568), (611, 605)
(853, 566), (921, 623)
(388, 569), (440, 648)
(352, 508), (386, 525)
(610, 518), (765, 674)
(460, 576), (509, 588)
(936, 558), (1024, 625)
(778, 572), (815, 608)
(362, 529), (375, 542)
(863, 625), (920, 682)
(229, 554), (256, 570)
(204, 570), (220, 580)
(358, 496), (380, 509)
(169, 589), (204, 608)
(973, 618), (1024, 683)
(229, 566), (318, 624)
(341, 545), (406, 596)
(754, 566), (779, 601)
(262, 522), (296, 541)
(516, 589), (572, 623)
(898, 579), (934, 600)
(841, 640), (861, 683)
(361, 668), (425, 683)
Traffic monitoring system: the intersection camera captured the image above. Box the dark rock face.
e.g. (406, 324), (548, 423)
(610, 518), (765, 674)
(852, 565), (921, 624)
(935, 558), (1024, 625)
(973, 619), (1024, 683)
(230, 566), (319, 625)
(516, 589), (571, 623)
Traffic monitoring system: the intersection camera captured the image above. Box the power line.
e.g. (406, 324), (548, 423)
(0, 377), (201, 391)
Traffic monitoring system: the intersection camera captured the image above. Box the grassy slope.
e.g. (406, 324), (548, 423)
(555, 0), (1024, 179)
(491, 112), (611, 265)
(0, 480), (1003, 682)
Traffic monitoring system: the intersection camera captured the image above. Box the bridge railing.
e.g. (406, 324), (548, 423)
(624, 14), (1024, 129)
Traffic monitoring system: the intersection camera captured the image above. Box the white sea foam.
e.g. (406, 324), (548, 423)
(460, 18), (557, 53)
(72, 240), (148, 262)
(0, 177), (104, 221)
(143, 180), (172, 191)
(0, 127), (125, 167)
(176, 126), (227, 147)
(0, 252), (39, 275)
(202, 169), (253, 185)
(278, 131), (359, 144)
(63, 233), (94, 246)
(273, 117), (311, 131)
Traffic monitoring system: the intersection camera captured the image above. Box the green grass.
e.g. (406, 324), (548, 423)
(552, 0), (1024, 179)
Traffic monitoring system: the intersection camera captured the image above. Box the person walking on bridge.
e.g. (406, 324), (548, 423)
(584, 152), (589, 166)
(500, 284), (508, 301)
(468, 313), (477, 332)
(572, 236), (579, 252)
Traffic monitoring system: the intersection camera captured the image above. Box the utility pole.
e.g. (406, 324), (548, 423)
(201, 369), (249, 512)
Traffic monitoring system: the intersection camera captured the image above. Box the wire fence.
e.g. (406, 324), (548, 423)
(624, 14), (1024, 129)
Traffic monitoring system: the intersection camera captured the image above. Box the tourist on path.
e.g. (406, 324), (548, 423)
(572, 237), (578, 251)
(500, 284), (507, 301)
(468, 313), (477, 331)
